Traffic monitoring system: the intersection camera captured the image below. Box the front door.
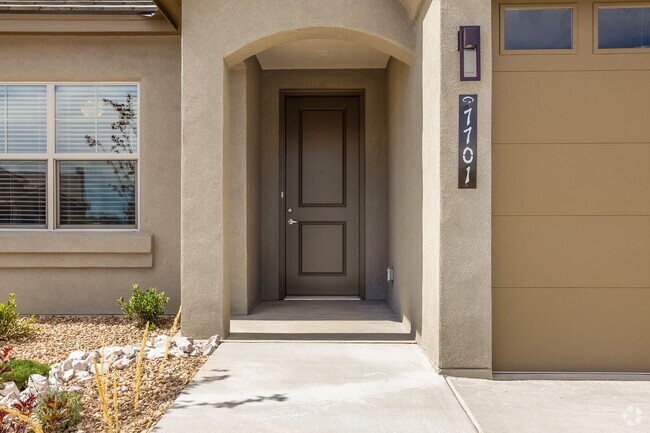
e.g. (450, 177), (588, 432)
(283, 94), (361, 296)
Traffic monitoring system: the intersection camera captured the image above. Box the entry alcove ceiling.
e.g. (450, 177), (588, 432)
(256, 39), (391, 70)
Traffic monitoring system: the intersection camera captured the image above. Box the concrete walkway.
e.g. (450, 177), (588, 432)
(153, 342), (477, 433)
(449, 376), (650, 433)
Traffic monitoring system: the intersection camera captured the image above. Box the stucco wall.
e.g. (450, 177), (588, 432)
(259, 69), (388, 301)
(0, 36), (181, 314)
(181, 0), (416, 337)
(386, 56), (423, 341)
(226, 58), (263, 316)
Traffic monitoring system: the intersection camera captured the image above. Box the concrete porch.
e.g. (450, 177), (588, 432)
(229, 300), (413, 342)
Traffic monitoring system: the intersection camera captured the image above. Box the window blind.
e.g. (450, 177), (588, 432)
(56, 85), (138, 154)
(58, 160), (136, 227)
(0, 161), (47, 227)
(0, 85), (47, 154)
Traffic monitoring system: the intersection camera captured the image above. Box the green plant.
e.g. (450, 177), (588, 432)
(0, 294), (36, 341)
(35, 390), (82, 433)
(117, 284), (170, 329)
(8, 360), (50, 391)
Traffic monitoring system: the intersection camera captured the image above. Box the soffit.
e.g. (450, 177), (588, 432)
(0, 0), (180, 33)
(256, 39), (391, 70)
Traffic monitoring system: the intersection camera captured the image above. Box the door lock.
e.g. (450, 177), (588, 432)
(288, 219), (299, 226)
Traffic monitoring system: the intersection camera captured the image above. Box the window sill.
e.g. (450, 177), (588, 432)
(0, 232), (152, 268)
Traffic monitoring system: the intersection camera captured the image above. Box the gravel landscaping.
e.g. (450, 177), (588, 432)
(3, 316), (214, 433)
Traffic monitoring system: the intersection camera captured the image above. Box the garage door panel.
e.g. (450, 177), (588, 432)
(493, 143), (650, 216)
(493, 71), (650, 145)
(493, 287), (650, 372)
(493, 216), (650, 288)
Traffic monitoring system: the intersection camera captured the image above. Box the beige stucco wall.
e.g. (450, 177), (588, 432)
(0, 36), (181, 314)
(422, 0), (493, 377)
(227, 57), (263, 315)
(386, 56), (423, 341)
(181, 0), (415, 337)
(259, 69), (388, 301)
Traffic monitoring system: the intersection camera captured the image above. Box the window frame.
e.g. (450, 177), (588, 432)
(0, 82), (140, 232)
(594, 2), (650, 54)
(500, 3), (579, 55)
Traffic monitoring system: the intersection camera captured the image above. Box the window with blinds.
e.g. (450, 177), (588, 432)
(0, 161), (46, 227)
(0, 83), (139, 230)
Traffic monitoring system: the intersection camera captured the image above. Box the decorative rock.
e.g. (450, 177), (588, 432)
(208, 335), (220, 347)
(112, 357), (135, 370)
(169, 346), (188, 359)
(72, 359), (89, 371)
(28, 374), (48, 394)
(103, 346), (123, 361)
(0, 381), (19, 397)
(62, 369), (75, 383)
(201, 345), (216, 356)
(145, 347), (166, 360)
(62, 359), (74, 370)
(154, 335), (170, 348)
(174, 336), (194, 353)
(122, 345), (136, 359)
(67, 350), (88, 361)
(75, 371), (93, 382)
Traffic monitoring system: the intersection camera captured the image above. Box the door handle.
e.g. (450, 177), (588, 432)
(288, 219), (299, 226)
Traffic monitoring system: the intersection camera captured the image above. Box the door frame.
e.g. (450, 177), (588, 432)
(279, 89), (366, 300)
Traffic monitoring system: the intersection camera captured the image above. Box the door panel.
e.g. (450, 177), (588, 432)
(284, 96), (360, 296)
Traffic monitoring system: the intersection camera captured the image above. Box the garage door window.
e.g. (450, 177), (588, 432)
(501, 5), (577, 53)
(597, 4), (650, 50)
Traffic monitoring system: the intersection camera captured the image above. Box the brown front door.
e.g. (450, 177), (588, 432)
(283, 94), (361, 296)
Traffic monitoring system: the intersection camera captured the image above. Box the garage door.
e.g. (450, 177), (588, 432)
(492, 0), (650, 371)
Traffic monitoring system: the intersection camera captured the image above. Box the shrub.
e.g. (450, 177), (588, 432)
(0, 347), (13, 385)
(0, 393), (37, 433)
(0, 294), (36, 341)
(117, 284), (170, 329)
(35, 390), (82, 433)
(9, 359), (50, 391)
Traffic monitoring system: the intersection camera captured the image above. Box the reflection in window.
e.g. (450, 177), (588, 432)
(504, 8), (574, 50)
(0, 86), (47, 154)
(59, 161), (136, 227)
(599, 6), (650, 49)
(56, 85), (138, 154)
(0, 161), (46, 227)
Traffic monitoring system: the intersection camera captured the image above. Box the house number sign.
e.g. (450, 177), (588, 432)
(458, 94), (478, 189)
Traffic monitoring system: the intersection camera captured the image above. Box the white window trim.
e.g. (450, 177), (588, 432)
(0, 82), (140, 232)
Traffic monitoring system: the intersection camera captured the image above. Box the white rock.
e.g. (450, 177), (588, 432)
(62, 369), (75, 383)
(72, 359), (88, 371)
(0, 381), (19, 397)
(201, 344), (216, 356)
(207, 335), (221, 347)
(67, 350), (88, 361)
(28, 374), (48, 394)
(62, 359), (73, 370)
(0, 392), (18, 407)
(120, 386), (128, 393)
(75, 371), (93, 382)
(169, 346), (188, 359)
(145, 347), (166, 360)
(154, 335), (170, 348)
(112, 357), (135, 370)
(86, 351), (99, 363)
(66, 385), (83, 392)
(190, 349), (199, 357)
(174, 336), (194, 353)
(103, 346), (123, 361)
(122, 345), (136, 359)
